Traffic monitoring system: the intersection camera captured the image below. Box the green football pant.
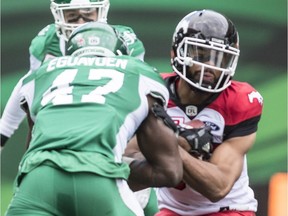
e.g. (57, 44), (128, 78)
(5, 165), (144, 216)
(143, 188), (159, 216)
(134, 188), (159, 216)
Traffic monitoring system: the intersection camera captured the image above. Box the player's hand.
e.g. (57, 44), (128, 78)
(150, 102), (213, 159)
(178, 125), (213, 160)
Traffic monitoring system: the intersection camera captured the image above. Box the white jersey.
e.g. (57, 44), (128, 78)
(157, 74), (263, 215)
(157, 107), (257, 215)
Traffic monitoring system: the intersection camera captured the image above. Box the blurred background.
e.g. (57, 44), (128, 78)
(1, 0), (287, 215)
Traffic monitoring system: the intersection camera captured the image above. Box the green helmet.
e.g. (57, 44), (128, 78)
(50, 0), (110, 41)
(66, 22), (128, 57)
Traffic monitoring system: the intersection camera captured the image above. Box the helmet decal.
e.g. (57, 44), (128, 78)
(88, 36), (100, 45)
(75, 34), (86, 47)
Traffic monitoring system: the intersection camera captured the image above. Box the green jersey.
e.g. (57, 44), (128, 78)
(29, 23), (145, 71)
(17, 55), (168, 186)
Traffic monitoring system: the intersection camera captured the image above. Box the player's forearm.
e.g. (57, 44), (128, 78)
(180, 148), (233, 202)
(128, 159), (181, 189)
(0, 109), (25, 139)
(1, 78), (27, 139)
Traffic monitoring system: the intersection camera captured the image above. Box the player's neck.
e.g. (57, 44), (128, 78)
(177, 79), (211, 105)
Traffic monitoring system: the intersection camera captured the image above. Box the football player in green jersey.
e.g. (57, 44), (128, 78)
(32, 0), (145, 70)
(5, 22), (183, 216)
(1, 0), (145, 147)
(1, 1), (157, 214)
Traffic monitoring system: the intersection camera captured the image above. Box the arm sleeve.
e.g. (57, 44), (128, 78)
(0, 76), (27, 140)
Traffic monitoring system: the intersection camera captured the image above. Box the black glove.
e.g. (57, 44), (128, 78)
(151, 102), (178, 132)
(178, 125), (213, 160)
(151, 102), (213, 160)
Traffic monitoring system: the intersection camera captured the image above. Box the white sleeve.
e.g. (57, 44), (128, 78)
(0, 74), (30, 138)
(29, 54), (42, 71)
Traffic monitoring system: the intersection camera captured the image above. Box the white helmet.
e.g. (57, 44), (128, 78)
(50, 0), (110, 41)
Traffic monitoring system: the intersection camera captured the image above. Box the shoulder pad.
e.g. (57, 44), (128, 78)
(209, 81), (263, 125)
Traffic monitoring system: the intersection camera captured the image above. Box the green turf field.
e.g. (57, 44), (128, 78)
(1, 182), (14, 214)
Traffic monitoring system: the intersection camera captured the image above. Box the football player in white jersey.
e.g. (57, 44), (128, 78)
(126, 9), (264, 216)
